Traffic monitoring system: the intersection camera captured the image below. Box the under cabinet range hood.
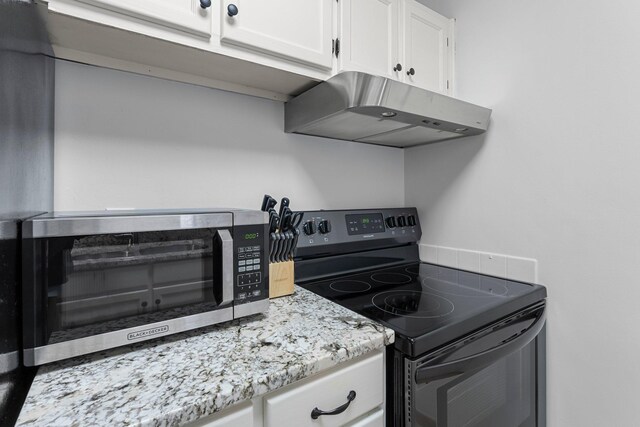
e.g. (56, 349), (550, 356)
(284, 71), (492, 148)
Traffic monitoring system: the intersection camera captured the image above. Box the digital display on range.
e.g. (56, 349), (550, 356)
(346, 213), (385, 235)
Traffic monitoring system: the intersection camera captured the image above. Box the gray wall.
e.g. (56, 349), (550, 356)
(410, 0), (640, 426)
(54, 61), (405, 211)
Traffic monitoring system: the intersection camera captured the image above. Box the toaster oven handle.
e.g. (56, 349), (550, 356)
(217, 229), (234, 305)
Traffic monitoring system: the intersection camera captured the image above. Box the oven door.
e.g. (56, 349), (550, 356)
(22, 213), (235, 365)
(404, 302), (546, 427)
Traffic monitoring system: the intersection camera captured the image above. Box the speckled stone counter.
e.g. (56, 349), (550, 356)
(16, 287), (394, 427)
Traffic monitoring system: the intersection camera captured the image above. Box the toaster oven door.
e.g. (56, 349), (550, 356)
(22, 214), (235, 365)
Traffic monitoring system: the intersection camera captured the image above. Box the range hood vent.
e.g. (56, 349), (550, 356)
(284, 72), (492, 148)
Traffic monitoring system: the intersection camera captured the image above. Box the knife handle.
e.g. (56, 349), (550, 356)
(261, 194), (272, 211)
(278, 197), (290, 219)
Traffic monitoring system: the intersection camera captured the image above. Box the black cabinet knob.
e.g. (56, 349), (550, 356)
(199, 0), (211, 9)
(227, 3), (238, 16)
(407, 68), (415, 76)
(393, 63), (402, 72)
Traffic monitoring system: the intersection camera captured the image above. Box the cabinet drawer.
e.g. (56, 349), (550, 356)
(264, 351), (384, 427)
(346, 409), (384, 427)
(186, 401), (253, 427)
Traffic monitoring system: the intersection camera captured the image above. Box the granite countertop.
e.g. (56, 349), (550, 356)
(16, 287), (394, 427)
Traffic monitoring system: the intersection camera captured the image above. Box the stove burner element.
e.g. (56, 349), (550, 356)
(329, 280), (372, 293)
(372, 291), (455, 319)
(423, 278), (509, 297)
(371, 272), (412, 285)
(405, 266), (420, 275)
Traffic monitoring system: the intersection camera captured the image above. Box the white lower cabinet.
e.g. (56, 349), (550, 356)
(264, 351), (383, 427)
(188, 350), (385, 427)
(345, 410), (384, 427)
(187, 401), (253, 427)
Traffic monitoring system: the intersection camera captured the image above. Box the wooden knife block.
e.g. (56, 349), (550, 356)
(269, 261), (295, 299)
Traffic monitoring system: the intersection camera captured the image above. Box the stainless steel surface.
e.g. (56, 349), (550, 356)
(218, 229), (234, 305)
(0, 220), (17, 239)
(1, 1), (54, 423)
(26, 212), (234, 238)
(0, 351), (19, 375)
(23, 307), (233, 366)
(285, 71), (492, 148)
(233, 210), (269, 226)
(234, 298), (269, 318)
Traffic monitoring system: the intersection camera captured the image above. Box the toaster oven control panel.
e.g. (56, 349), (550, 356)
(234, 224), (268, 302)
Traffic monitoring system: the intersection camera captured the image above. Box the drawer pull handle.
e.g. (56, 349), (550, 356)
(310, 390), (356, 419)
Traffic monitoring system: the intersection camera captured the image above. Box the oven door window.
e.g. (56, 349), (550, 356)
(411, 344), (536, 427)
(38, 228), (224, 343)
(407, 304), (545, 427)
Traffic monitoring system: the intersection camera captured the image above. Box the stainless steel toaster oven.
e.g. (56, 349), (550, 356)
(21, 209), (269, 366)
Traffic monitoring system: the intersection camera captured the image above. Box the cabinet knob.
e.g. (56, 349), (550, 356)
(199, 0), (211, 9)
(393, 63), (402, 72)
(407, 68), (415, 76)
(227, 3), (238, 16)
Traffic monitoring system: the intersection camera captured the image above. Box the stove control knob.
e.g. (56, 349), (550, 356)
(386, 216), (396, 228)
(303, 220), (317, 235)
(318, 219), (332, 234)
(397, 216), (407, 227)
(407, 215), (416, 227)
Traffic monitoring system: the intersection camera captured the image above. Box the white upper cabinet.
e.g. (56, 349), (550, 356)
(38, 0), (454, 100)
(219, 0), (333, 70)
(337, 0), (454, 95)
(74, 0), (212, 38)
(401, 0), (453, 94)
(337, 0), (399, 79)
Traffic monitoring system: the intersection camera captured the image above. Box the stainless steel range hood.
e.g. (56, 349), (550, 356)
(285, 71), (492, 148)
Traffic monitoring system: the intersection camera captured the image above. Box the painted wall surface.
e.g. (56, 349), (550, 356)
(410, 1), (640, 426)
(54, 60), (404, 211)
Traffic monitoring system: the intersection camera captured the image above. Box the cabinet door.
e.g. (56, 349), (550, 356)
(338, 0), (400, 79)
(186, 401), (253, 427)
(346, 409), (384, 427)
(219, 0), (333, 70)
(264, 351), (384, 427)
(402, 0), (453, 94)
(75, 0), (212, 38)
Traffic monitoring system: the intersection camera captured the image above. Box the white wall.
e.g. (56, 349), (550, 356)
(410, 1), (640, 426)
(54, 60), (404, 211)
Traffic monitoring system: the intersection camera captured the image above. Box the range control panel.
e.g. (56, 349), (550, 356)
(294, 208), (421, 258)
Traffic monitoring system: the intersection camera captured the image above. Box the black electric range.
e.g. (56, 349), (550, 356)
(294, 208), (547, 427)
(301, 262), (546, 357)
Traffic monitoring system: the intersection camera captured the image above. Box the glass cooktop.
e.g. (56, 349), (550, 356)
(300, 262), (547, 356)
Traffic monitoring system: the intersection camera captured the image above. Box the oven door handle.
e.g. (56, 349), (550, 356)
(415, 304), (546, 384)
(217, 229), (234, 305)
